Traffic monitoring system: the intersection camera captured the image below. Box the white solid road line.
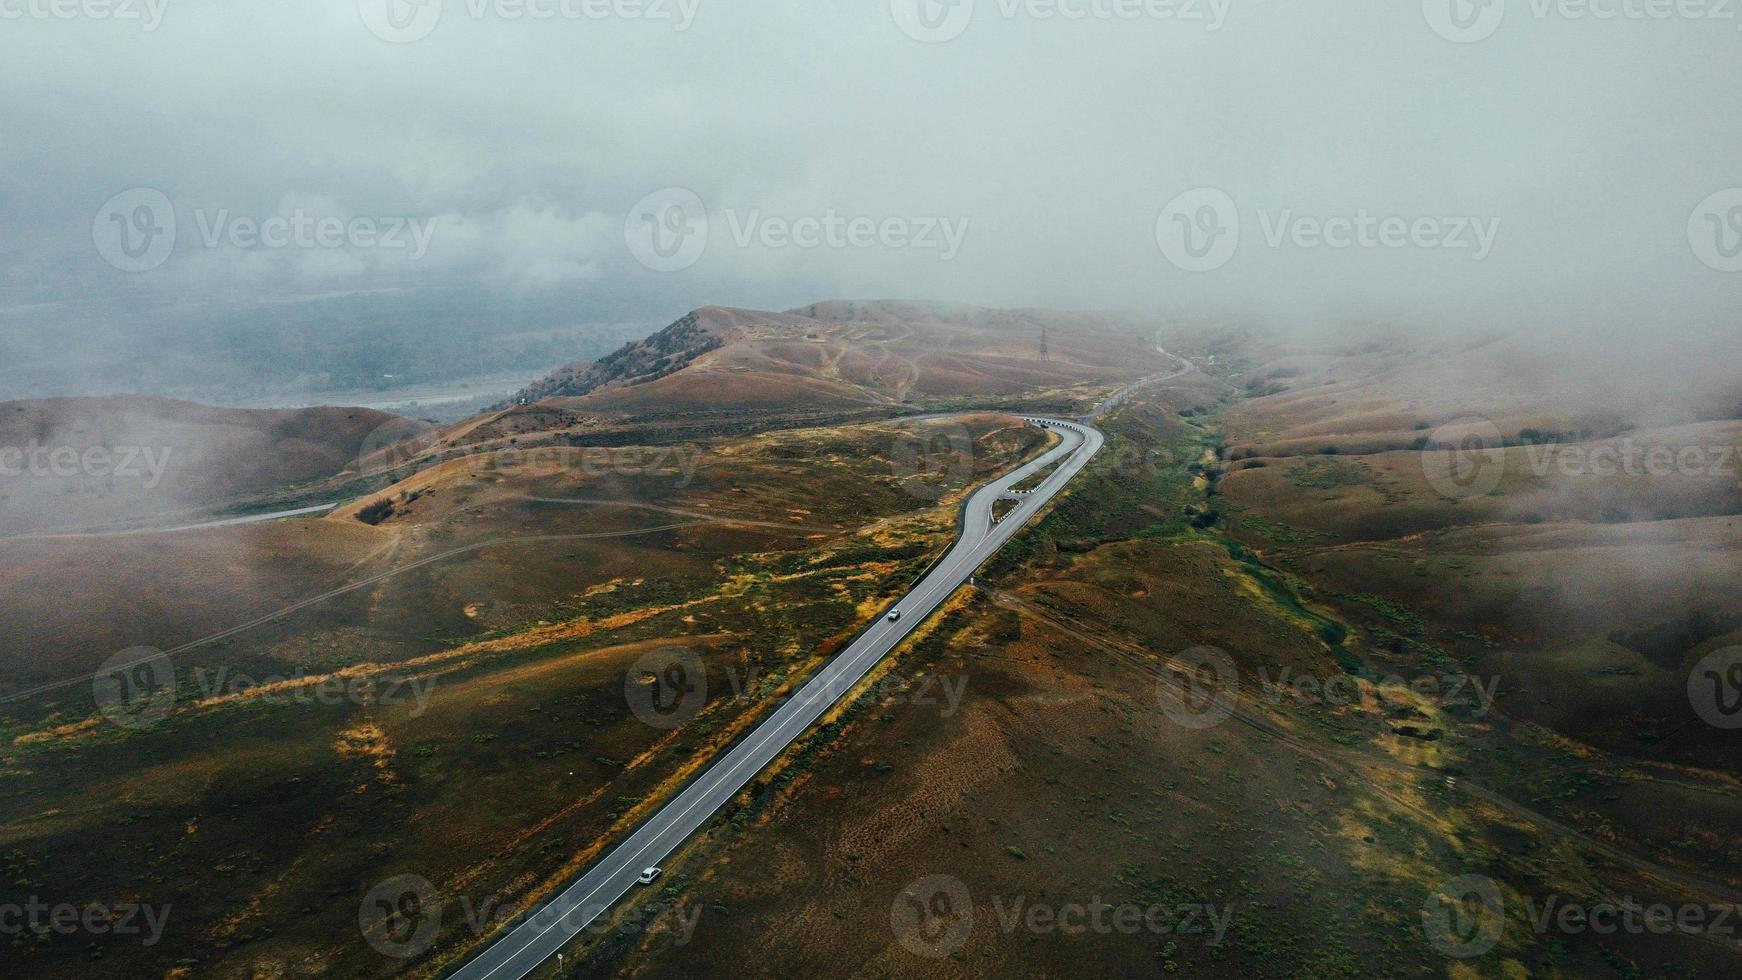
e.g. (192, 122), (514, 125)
(446, 416), (1105, 980)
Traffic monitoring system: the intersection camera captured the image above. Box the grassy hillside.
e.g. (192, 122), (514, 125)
(565, 333), (1742, 980)
(0, 411), (1053, 978)
(0, 396), (404, 534)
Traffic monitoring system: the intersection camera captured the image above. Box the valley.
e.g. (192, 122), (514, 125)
(0, 304), (1738, 979)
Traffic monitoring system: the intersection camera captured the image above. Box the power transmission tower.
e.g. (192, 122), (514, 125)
(1039, 325), (1049, 361)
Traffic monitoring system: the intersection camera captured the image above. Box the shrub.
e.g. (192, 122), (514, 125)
(357, 498), (395, 525)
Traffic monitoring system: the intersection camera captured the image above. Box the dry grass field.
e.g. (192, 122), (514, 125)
(563, 331), (1742, 980)
(7, 312), (1741, 979)
(0, 408), (1053, 978)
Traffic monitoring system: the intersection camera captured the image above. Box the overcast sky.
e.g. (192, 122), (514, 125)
(2, 0), (1739, 397)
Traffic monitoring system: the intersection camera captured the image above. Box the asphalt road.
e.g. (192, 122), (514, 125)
(446, 415), (1105, 979)
(156, 502), (340, 533)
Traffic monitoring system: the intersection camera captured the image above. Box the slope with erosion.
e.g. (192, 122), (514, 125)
(460, 302), (1168, 453)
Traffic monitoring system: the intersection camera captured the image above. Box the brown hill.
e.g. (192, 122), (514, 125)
(1222, 330), (1742, 461)
(508, 302), (1164, 410)
(0, 396), (402, 534)
(504, 306), (763, 405)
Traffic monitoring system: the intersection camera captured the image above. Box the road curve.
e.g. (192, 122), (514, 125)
(446, 416), (1104, 980)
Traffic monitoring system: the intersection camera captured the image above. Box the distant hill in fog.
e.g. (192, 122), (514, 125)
(0, 286), (656, 407)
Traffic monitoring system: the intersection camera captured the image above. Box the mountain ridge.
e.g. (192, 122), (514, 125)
(502, 300), (1165, 413)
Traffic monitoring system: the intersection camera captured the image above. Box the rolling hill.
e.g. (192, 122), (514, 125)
(0, 396), (403, 535)
(506, 302), (1166, 409)
(461, 301), (1169, 450)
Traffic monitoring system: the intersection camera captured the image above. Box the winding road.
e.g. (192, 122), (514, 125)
(447, 415), (1106, 979)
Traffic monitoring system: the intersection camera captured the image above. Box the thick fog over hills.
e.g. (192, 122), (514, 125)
(8, 9), (1742, 980)
(2, 0), (1738, 402)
